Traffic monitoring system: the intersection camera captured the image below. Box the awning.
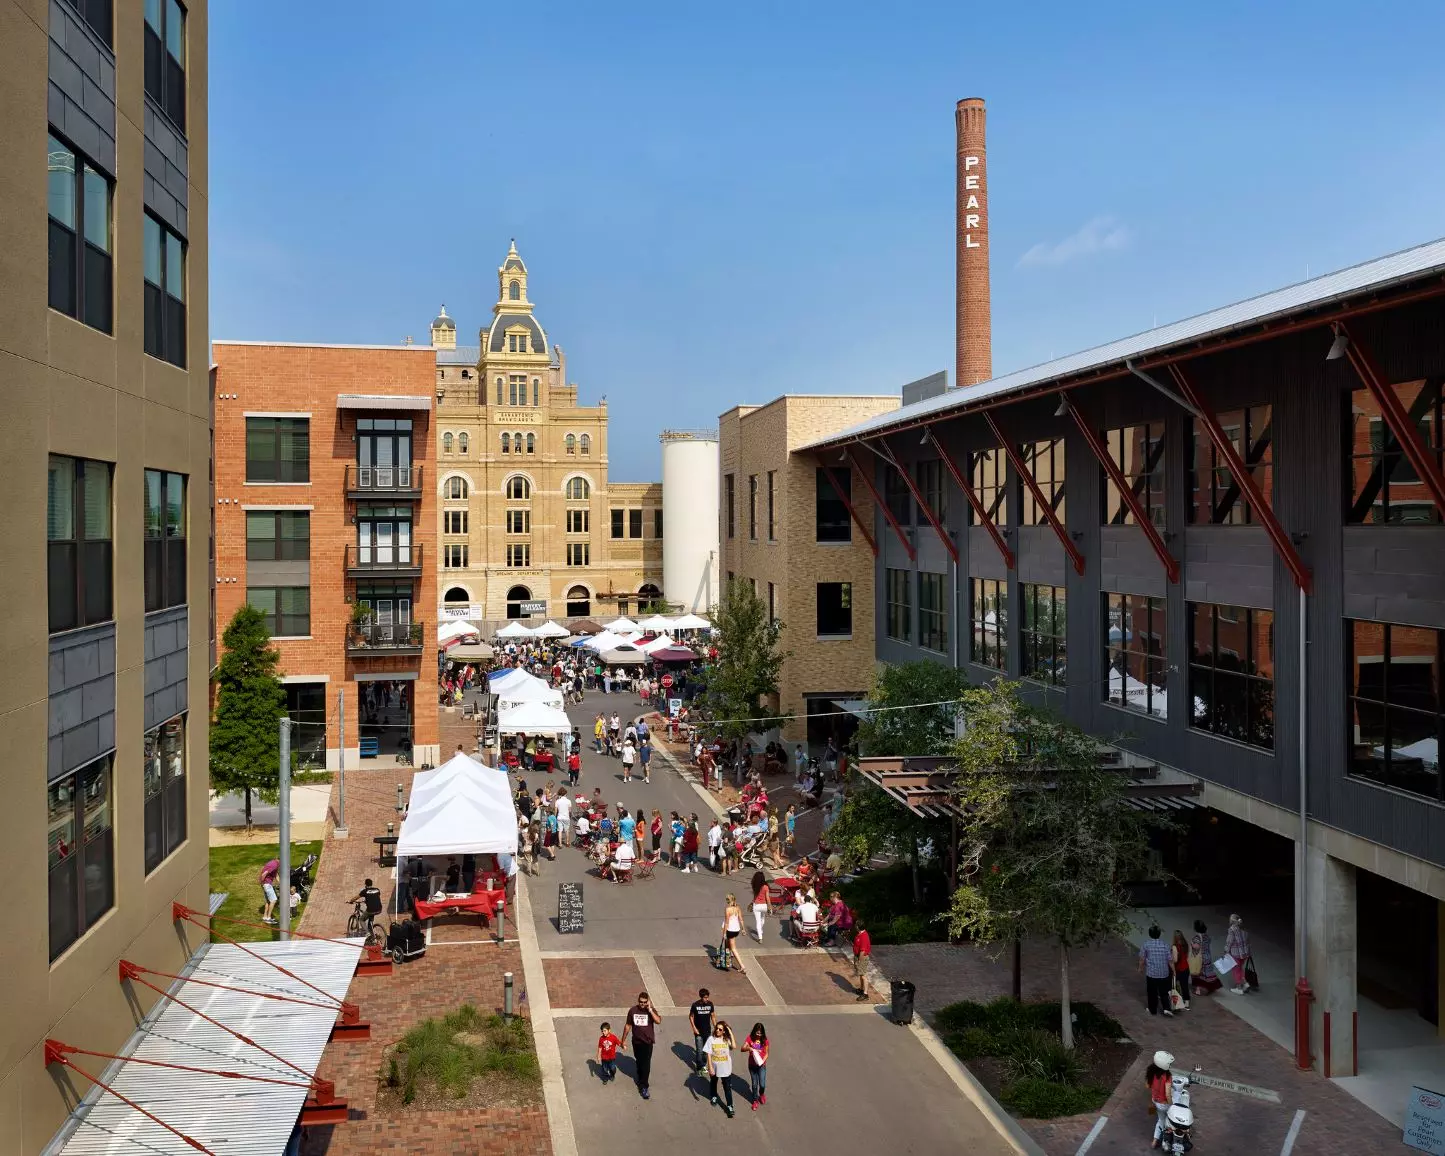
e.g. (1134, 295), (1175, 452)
(335, 394), (432, 411)
(49, 937), (363, 1156)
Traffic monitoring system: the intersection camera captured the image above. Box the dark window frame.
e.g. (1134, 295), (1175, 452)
(245, 418), (309, 483)
(143, 211), (186, 367)
(611, 509), (625, 538)
(885, 568), (911, 642)
(815, 467), (852, 543)
(142, 713), (186, 873)
(1345, 380), (1444, 526)
(748, 475), (758, 539)
(629, 508), (643, 539)
(1103, 592), (1168, 719)
(1188, 405), (1273, 525)
(443, 509), (468, 534)
(725, 473), (736, 539)
(443, 543), (469, 568)
(48, 754), (114, 962)
(70, 0), (114, 46)
(766, 471), (776, 540)
(1103, 423), (1167, 528)
(1019, 439), (1065, 525)
(244, 509), (309, 562)
(144, 469), (186, 611)
(1188, 603), (1275, 749)
(1020, 583), (1066, 687)
(48, 455), (113, 633)
(1346, 619), (1444, 801)
(654, 508), (664, 538)
(969, 577), (1006, 669)
(968, 448), (1008, 526)
(507, 543), (531, 568)
(567, 542), (590, 567)
(816, 581), (853, 639)
(915, 459), (946, 520)
(919, 572), (949, 654)
(47, 132), (113, 334)
(884, 465), (913, 525)
(246, 586), (311, 637)
(566, 508), (590, 534)
(144, 0), (187, 131)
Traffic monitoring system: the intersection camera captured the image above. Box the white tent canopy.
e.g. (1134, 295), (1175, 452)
(495, 621), (534, 639)
(604, 616), (640, 633)
(396, 753), (517, 857)
(583, 630), (627, 652)
(637, 614), (674, 632)
(496, 679), (565, 712)
(488, 667), (539, 692)
(639, 634), (676, 655)
(409, 752), (513, 813)
(496, 700), (573, 735)
(532, 620), (571, 638)
(438, 620), (480, 644)
(600, 646), (647, 665)
(670, 612), (711, 630)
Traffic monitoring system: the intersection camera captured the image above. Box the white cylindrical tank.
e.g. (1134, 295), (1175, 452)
(661, 431), (720, 613)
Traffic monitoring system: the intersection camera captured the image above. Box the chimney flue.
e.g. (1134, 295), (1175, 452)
(956, 97), (991, 388)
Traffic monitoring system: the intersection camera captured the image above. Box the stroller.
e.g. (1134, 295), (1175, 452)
(385, 917), (427, 964)
(290, 853), (318, 902)
(737, 829), (767, 869)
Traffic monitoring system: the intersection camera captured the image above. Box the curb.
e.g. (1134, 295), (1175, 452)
(514, 870), (579, 1156)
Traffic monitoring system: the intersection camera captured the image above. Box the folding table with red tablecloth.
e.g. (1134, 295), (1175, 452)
(413, 888), (506, 922)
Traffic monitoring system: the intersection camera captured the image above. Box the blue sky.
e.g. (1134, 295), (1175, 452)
(210, 1), (1445, 481)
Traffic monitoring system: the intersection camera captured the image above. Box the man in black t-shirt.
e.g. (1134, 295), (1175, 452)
(619, 991), (660, 1099)
(688, 987), (715, 1074)
(350, 878), (383, 935)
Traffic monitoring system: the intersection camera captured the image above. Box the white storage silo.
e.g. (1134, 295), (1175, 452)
(660, 431), (720, 613)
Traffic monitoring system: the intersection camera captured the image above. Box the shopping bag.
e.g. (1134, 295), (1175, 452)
(1214, 954), (1237, 977)
(1188, 945), (1203, 976)
(1243, 956), (1260, 990)
(1168, 981), (1185, 1012)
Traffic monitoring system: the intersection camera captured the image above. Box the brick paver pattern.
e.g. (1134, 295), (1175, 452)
(543, 957), (647, 1010)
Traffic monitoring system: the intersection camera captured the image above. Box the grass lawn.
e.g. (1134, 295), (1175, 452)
(209, 841), (324, 942)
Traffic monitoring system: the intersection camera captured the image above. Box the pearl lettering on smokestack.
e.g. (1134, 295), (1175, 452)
(956, 97), (992, 388)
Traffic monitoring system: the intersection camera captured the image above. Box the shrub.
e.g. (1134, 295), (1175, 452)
(999, 1077), (1108, 1119)
(940, 1026), (999, 1060)
(839, 863), (950, 944)
(931, 998), (1120, 1042)
(1001, 1029), (1085, 1086)
(386, 1006), (540, 1104)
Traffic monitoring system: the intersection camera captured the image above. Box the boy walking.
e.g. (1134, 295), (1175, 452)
(688, 988), (715, 1074)
(596, 1022), (621, 1082)
(852, 920), (872, 1000)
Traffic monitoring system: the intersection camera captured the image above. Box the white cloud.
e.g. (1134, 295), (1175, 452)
(1018, 216), (1132, 268)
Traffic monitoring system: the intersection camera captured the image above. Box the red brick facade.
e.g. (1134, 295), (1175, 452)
(956, 97), (992, 387)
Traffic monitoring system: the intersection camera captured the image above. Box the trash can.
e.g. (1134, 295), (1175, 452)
(891, 979), (916, 1025)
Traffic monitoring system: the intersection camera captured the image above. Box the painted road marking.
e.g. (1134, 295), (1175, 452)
(1075, 1115), (1108, 1155)
(1279, 1109), (1306, 1156)
(1188, 1071), (1281, 1103)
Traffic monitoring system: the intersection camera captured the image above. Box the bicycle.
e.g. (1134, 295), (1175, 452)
(347, 900), (384, 948)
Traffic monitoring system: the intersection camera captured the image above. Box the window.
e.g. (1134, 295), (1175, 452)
(72, 0), (112, 45)
(1019, 440), (1065, 525)
(916, 459), (946, 520)
(444, 509), (468, 534)
(816, 467), (851, 542)
(245, 510), (309, 561)
(1020, 584), (1066, 687)
(968, 448), (1007, 526)
(507, 544), (531, 568)
(500, 433), (510, 455)
(725, 474), (736, 539)
(143, 715), (186, 873)
(526, 433), (535, 455)
(505, 585), (531, 618)
(885, 568), (911, 642)
(443, 476), (468, 500)
(496, 377), (504, 405)
(506, 509), (530, 534)
(1189, 603), (1274, 748)
(566, 585), (591, 616)
(767, 582), (777, 623)
(748, 476), (758, 539)
(884, 466), (913, 525)
(629, 509), (643, 539)
(1348, 620), (1444, 801)
(143, 469), (186, 612)
(443, 433), (454, 454)
(533, 379), (541, 406)
(580, 434), (591, 455)
(247, 587), (310, 637)
(1346, 380), (1443, 524)
(144, 0), (186, 130)
(1189, 406), (1273, 524)
(508, 333), (521, 353)
(246, 418), (309, 483)
(1104, 593), (1167, 718)
(565, 434), (577, 455)
(654, 509), (664, 538)
(565, 477), (590, 500)
(611, 509), (625, 538)
(1103, 423), (1166, 527)
(508, 374), (526, 405)
(817, 582), (853, 638)
(286, 683), (327, 767)
(506, 476), (531, 500)
(47, 135), (112, 333)
(48, 455), (112, 633)
(969, 578), (1006, 668)
(566, 509), (590, 534)
(567, 543), (590, 566)
(766, 471), (776, 539)
(444, 544), (468, 568)
(509, 279), (521, 300)
(919, 572), (948, 654)
(143, 213), (186, 367)
(458, 432), (469, 454)
(48, 756), (114, 962)
(443, 586), (470, 604)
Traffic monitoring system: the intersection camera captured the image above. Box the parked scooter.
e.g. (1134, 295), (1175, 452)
(1160, 1058), (1195, 1154)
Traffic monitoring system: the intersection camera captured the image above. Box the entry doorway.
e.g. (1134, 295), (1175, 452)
(358, 679), (414, 760)
(566, 585), (590, 617)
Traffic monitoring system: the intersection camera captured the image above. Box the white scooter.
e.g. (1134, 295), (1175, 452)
(1160, 1071), (1195, 1153)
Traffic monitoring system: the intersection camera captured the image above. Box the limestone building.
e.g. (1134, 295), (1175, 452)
(432, 244), (662, 622)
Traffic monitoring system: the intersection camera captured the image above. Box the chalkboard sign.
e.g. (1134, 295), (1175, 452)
(558, 881), (584, 934)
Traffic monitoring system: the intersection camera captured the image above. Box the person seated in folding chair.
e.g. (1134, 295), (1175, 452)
(791, 890), (822, 948)
(606, 838), (636, 883)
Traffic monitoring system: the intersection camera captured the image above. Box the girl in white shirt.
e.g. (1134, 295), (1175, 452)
(706, 1021), (737, 1116)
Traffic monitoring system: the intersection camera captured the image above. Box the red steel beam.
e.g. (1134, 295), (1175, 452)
(818, 461), (878, 557)
(1336, 319), (1445, 518)
(926, 428), (1015, 569)
(845, 445), (915, 562)
(983, 413), (1085, 577)
(879, 437), (958, 564)
(1066, 403), (1180, 584)
(1167, 364), (1312, 593)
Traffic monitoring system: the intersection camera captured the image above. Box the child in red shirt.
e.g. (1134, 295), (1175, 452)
(596, 1022), (621, 1083)
(852, 922), (872, 1000)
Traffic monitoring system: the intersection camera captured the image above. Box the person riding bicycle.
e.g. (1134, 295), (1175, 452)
(351, 878), (383, 935)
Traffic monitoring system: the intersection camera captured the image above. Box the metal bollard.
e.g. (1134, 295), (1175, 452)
(395, 783), (405, 818)
(495, 899), (506, 944)
(503, 971), (514, 1020)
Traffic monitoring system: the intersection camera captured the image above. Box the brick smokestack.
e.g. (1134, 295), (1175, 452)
(956, 97), (992, 387)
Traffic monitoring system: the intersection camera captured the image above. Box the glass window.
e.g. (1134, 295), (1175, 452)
(245, 510), (309, 561)
(580, 434), (591, 455)
(1346, 381), (1443, 525)
(815, 467), (851, 542)
(444, 433), (454, 454)
(506, 544), (531, 568)
(567, 543), (591, 566)
(47, 135), (113, 333)
(1189, 405), (1273, 525)
(611, 509), (625, 538)
(143, 212), (186, 367)
(247, 587), (310, 637)
(629, 509), (643, 539)
(565, 477), (590, 500)
(654, 508), (663, 538)
(506, 509), (530, 534)
(144, 0), (186, 129)
(748, 475), (758, 539)
(48, 756), (114, 961)
(499, 433), (510, 455)
(884, 465), (913, 525)
(766, 471), (776, 539)
(506, 476), (530, 500)
(816, 582), (853, 638)
(1020, 584), (1066, 687)
(496, 377), (504, 405)
(567, 509), (589, 534)
(1347, 620), (1443, 801)
(1019, 439), (1065, 525)
(1103, 423), (1167, 527)
(526, 433), (535, 455)
(969, 577), (1006, 669)
(444, 544), (468, 568)
(444, 476), (468, 499)
(1104, 592), (1167, 718)
(459, 432), (469, 454)
(725, 474), (736, 539)
(1189, 604), (1274, 748)
(444, 510), (468, 534)
(916, 459), (946, 520)
(969, 448), (1008, 526)
(565, 434), (577, 455)
(74, 0), (112, 45)
(885, 568), (911, 642)
(48, 455), (113, 633)
(919, 572), (948, 654)
(284, 683), (326, 768)
(245, 418), (309, 483)
(143, 715), (186, 873)
(144, 469), (186, 611)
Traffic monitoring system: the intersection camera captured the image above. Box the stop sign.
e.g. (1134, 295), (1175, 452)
(661, 674), (674, 690)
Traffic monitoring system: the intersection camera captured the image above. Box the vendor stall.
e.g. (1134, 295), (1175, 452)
(495, 621), (534, 640)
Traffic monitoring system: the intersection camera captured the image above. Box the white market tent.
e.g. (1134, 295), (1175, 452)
(639, 634), (676, 655)
(488, 667), (539, 692)
(408, 752), (514, 815)
(637, 614), (674, 632)
(396, 753), (518, 862)
(604, 616), (640, 633)
(496, 679), (565, 712)
(497, 700), (573, 735)
(583, 630), (627, 652)
(670, 612), (711, 630)
(495, 621), (534, 639)
(532, 620), (571, 638)
(600, 646), (647, 665)
(438, 620), (480, 644)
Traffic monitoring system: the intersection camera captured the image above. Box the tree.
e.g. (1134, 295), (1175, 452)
(210, 605), (287, 829)
(944, 680), (1165, 1048)
(700, 580), (788, 751)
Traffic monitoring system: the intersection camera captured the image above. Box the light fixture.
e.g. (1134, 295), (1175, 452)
(1326, 332), (1349, 361)
(919, 428), (931, 445)
(1053, 396), (1070, 417)
(836, 450), (847, 463)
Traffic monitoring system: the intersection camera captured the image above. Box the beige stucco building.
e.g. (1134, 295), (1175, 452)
(719, 394), (899, 744)
(431, 244), (662, 623)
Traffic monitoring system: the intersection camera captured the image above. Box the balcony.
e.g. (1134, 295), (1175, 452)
(346, 464), (423, 499)
(345, 544), (423, 577)
(346, 619), (425, 655)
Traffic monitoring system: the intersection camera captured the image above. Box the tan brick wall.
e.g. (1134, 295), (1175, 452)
(719, 395), (900, 741)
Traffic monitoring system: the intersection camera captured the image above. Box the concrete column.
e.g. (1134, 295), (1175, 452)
(1304, 845), (1357, 1076)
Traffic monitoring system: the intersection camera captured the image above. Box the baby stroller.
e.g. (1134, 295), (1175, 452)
(737, 829), (767, 869)
(385, 917), (427, 964)
(290, 853), (317, 902)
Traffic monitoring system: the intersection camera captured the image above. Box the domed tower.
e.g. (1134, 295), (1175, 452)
(430, 304), (457, 351)
(498, 240), (529, 305)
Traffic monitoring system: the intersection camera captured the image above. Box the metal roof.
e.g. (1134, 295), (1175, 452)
(437, 345), (481, 365)
(51, 938), (362, 1156)
(803, 234), (1445, 451)
(336, 393), (432, 411)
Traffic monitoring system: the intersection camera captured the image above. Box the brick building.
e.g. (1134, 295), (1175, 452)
(211, 342), (440, 768)
(718, 393), (900, 744)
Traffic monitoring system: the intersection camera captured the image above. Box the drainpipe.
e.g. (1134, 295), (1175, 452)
(1295, 585), (1315, 1070)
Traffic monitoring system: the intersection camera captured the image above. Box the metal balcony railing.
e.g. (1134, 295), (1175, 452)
(344, 544), (423, 574)
(346, 464), (422, 497)
(346, 620), (425, 652)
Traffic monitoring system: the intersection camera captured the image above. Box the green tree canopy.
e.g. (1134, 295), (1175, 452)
(700, 580), (788, 743)
(855, 660), (972, 757)
(210, 605), (287, 827)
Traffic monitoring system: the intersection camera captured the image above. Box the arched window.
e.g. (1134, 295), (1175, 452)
(565, 434), (577, 456)
(442, 432), (454, 454)
(509, 279), (520, 301)
(638, 583), (663, 612)
(532, 379), (540, 406)
(526, 432), (536, 455)
(495, 377), (504, 405)
(461, 369), (471, 379)
(443, 586), (470, 604)
(444, 476), (468, 500)
(580, 434), (591, 455)
(505, 585), (531, 619)
(565, 585), (590, 617)
(458, 433), (469, 454)
(565, 477), (590, 501)
(500, 433), (511, 455)
(506, 476), (531, 500)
